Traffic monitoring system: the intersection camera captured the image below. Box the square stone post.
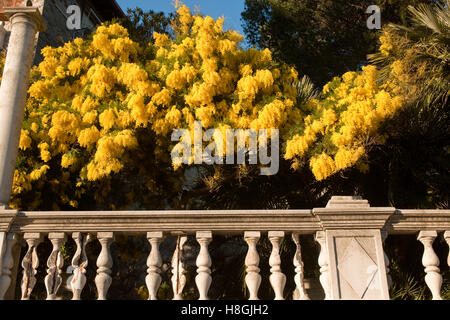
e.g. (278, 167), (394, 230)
(0, 6), (45, 206)
(313, 196), (395, 300)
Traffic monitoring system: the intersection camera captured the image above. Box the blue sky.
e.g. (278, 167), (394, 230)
(116, 0), (246, 36)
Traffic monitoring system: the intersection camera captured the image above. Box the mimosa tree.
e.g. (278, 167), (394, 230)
(7, 3), (414, 211)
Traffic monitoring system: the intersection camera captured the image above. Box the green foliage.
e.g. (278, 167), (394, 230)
(241, 0), (442, 86)
(367, 0), (450, 208)
(121, 7), (174, 43)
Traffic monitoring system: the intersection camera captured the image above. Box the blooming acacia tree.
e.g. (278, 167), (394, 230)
(8, 4), (409, 210)
(11, 4), (300, 210)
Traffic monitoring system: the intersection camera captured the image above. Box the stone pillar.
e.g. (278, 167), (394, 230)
(313, 196), (395, 300)
(0, 7), (45, 206)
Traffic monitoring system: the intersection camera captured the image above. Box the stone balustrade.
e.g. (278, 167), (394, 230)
(0, 197), (449, 300)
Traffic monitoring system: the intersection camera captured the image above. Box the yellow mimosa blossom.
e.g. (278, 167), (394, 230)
(310, 153), (336, 181)
(61, 154), (76, 168)
(19, 130), (32, 150)
(78, 126), (101, 148)
(99, 109), (116, 131)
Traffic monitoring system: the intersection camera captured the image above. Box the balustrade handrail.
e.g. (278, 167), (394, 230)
(1, 207), (449, 235)
(387, 209), (450, 234)
(3, 209), (317, 234)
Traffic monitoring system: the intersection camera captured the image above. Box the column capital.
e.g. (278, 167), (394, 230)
(313, 196), (395, 230)
(3, 7), (46, 32)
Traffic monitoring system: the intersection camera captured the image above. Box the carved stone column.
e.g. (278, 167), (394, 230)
(268, 231), (285, 300)
(0, 7), (45, 206)
(44, 233), (66, 300)
(20, 232), (42, 300)
(0, 233), (17, 300)
(195, 231), (212, 300)
(244, 231), (261, 300)
(171, 234), (187, 300)
(313, 196), (395, 300)
(95, 232), (113, 300)
(445, 231), (450, 269)
(146, 232), (163, 301)
(68, 232), (91, 300)
(292, 233), (309, 300)
(418, 231), (442, 300)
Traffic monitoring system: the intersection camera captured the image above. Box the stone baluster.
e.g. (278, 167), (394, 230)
(268, 231), (286, 300)
(0, 233), (18, 300)
(146, 232), (163, 300)
(44, 233), (66, 300)
(381, 231), (392, 289)
(195, 231), (212, 300)
(244, 231), (261, 300)
(418, 231), (442, 300)
(292, 233), (309, 300)
(20, 233), (42, 300)
(95, 232), (113, 300)
(171, 235), (187, 300)
(315, 231), (330, 300)
(68, 232), (91, 300)
(445, 231), (450, 268)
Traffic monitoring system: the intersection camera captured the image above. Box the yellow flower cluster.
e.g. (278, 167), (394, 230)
(149, 4), (299, 159)
(285, 65), (405, 180)
(19, 130), (32, 150)
(379, 32), (393, 57)
(310, 153), (335, 181)
(92, 24), (138, 61)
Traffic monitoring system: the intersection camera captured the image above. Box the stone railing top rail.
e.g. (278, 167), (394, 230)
(387, 209), (450, 233)
(1, 202), (449, 235)
(6, 209), (318, 234)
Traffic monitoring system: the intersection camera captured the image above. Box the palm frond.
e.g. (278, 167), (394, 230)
(295, 75), (320, 106)
(408, 3), (446, 35)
